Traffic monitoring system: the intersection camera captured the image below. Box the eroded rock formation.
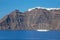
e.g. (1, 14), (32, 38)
(0, 8), (60, 30)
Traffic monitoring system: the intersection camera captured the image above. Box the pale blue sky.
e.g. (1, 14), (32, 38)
(0, 0), (60, 19)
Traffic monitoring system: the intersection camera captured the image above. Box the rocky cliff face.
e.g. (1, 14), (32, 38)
(0, 10), (27, 30)
(0, 7), (60, 30)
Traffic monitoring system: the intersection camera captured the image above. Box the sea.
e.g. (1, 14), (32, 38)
(0, 30), (60, 40)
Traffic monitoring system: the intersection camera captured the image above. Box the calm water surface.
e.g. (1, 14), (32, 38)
(0, 30), (60, 40)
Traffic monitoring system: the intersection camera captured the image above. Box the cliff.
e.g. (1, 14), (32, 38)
(0, 7), (60, 30)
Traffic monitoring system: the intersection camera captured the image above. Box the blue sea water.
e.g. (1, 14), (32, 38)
(0, 30), (60, 40)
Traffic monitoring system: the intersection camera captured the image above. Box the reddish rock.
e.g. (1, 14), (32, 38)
(0, 8), (60, 30)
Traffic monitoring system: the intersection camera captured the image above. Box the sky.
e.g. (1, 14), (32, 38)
(0, 0), (60, 19)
